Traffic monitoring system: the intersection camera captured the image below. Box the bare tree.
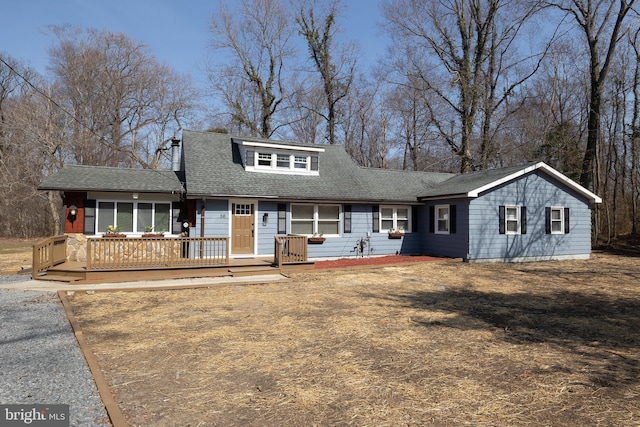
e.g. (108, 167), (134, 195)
(208, 0), (295, 138)
(48, 25), (194, 168)
(383, 0), (548, 173)
(296, 0), (356, 144)
(548, 0), (638, 190)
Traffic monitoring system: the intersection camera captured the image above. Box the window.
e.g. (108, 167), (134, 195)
(506, 206), (519, 234)
(294, 155), (307, 169)
(550, 208), (563, 233)
(291, 204), (340, 235)
(234, 203), (252, 216)
(380, 206), (411, 232)
(257, 152), (272, 167)
(277, 154), (290, 168)
(97, 201), (171, 234)
(435, 205), (449, 234)
(546, 207), (569, 234)
(499, 205), (526, 235)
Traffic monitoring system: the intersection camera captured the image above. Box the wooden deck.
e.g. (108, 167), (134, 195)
(38, 257), (315, 285)
(33, 235), (314, 285)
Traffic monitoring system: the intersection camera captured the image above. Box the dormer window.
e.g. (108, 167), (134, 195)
(235, 139), (324, 176)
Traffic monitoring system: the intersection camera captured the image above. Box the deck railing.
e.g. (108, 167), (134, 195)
(274, 235), (308, 268)
(86, 236), (230, 271)
(32, 235), (68, 275)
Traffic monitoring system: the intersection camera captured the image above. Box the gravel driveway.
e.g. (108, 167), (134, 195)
(0, 275), (110, 426)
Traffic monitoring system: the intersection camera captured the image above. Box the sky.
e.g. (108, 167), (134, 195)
(0, 0), (387, 86)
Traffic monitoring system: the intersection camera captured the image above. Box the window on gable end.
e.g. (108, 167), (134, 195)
(499, 205), (526, 235)
(546, 207), (570, 234)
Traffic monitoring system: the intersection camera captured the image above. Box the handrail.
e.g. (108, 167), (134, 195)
(32, 235), (68, 275)
(274, 235), (308, 268)
(86, 236), (230, 271)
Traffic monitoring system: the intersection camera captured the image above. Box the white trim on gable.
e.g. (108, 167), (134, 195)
(466, 162), (602, 203)
(235, 139), (326, 153)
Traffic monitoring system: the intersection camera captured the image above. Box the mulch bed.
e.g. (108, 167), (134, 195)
(315, 254), (445, 269)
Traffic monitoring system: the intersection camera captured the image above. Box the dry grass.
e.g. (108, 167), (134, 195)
(67, 253), (640, 426)
(0, 238), (39, 274)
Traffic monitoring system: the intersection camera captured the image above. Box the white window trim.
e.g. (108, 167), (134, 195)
(291, 203), (341, 236)
(434, 204), (449, 235)
(243, 148), (319, 176)
(550, 206), (565, 234)
(505, 205), (521, 235)
(95, 200), (173, 236)
(380, 205), (412, 233)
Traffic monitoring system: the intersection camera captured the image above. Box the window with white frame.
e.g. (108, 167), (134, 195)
(257, 152), (273, 167)
(291, 204), (340, 235)
(435, 205), (449, 234)
(97, 201), (171, 234)
(550, 207), (563, 233)
(294, 155), (307, 169)
(505, 205), (520, 234)
(380, 206), (411, 232)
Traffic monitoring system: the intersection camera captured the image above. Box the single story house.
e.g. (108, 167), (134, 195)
(39, 130), (602, 262)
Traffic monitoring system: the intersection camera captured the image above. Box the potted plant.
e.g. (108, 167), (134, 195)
(103, 225), (126, 238)
(388, 228), (404, 239)
(142, 225), (164, 238)
(308, 233), (325, 244)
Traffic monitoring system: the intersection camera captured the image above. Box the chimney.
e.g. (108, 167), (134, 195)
(171, 138), (181, 172)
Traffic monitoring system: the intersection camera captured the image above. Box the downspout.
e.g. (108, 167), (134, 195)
(200, 199), (205, 238)
(200, 199), (206, 258)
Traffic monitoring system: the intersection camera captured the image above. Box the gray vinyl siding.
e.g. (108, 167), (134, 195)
(254, 202), (420, 258)
(196, 199), (229, 237)
(422, 199), (470, 259)
(468, 171), (592, 261)
(257, 201), (279, 255)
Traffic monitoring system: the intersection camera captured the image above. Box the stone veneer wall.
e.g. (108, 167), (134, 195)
(66, 233), (88, 262)
(65, 233), (182, 264)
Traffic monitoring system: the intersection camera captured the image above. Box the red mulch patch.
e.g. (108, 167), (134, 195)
(315, 254), (445, 269)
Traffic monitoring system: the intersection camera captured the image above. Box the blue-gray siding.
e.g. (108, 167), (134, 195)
(195, 199), (418, 258)
(421, 199), (470, 258)
(467, 171), (592, 261)
(192, 170), (593, 261)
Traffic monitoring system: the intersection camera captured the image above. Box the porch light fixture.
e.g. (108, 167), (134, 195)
(68, 205), (77, 222)
(262, 213), (269, 226)
(133, 193), (139, 199)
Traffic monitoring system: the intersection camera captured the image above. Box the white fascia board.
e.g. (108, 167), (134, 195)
(467, 162), (602, 203)
(235, 139), (325, 153)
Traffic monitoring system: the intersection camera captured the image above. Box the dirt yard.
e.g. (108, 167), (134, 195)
(65, 253), (640, 426)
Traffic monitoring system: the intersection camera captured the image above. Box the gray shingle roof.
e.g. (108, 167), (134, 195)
(39, 131), (600, 204)
(39, 165), (184, 193)
(182, 130), (453, 203)
(418, 164), (531, 199)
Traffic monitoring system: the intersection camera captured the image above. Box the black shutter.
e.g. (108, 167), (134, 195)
(429, 206), (435, 233)
(245, 150), (254, 166)
(344, 205), (352, 233)
(450, 205), (457, 234)
(499, 205), (506, 234)
(564, 207), (570, 234)
(545, 207), (551, 234)
(412, 206), (419, 232)
(372, 205), (379, 233)
(520, 206), (527, 235)
(172, 202), (181, 234)
(277, 204), (286, 234)
(311, 155), (319, 171)
(83, 199), (96, 235)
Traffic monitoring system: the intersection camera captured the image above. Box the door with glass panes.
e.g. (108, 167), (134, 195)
(231, 202), (254, 254)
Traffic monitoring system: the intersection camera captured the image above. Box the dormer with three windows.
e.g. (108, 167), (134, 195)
(235, 139), (324, 176)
